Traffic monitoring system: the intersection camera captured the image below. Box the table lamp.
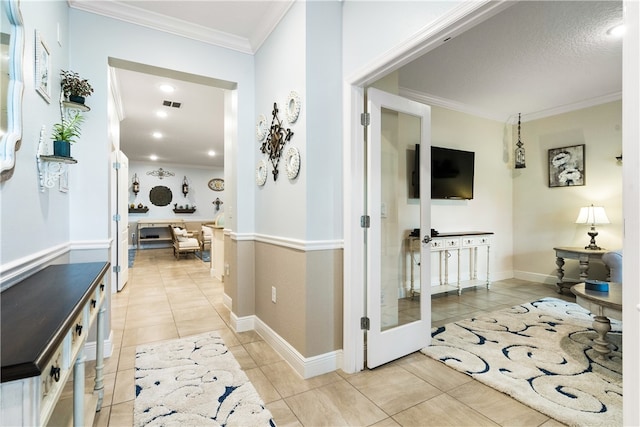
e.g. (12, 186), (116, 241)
(575, 204), (609, 250)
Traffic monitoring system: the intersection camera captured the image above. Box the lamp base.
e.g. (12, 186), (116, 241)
(585, 228), (602, 250)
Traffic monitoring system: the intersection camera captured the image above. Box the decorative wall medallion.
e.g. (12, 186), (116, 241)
(260, 102), (294, 181)
(286, 91), (301, 124)
(149, 185), (173, 206)
(208, 178), (224, 191)
(146, 167), (175, 179)
(256, 159), (267, 186)
(256, 114), (268, 141)
(285, 146), (300, 180)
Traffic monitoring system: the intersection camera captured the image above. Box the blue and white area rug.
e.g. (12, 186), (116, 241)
(134, 332), (275, 426)
(421, 297), (622, 427)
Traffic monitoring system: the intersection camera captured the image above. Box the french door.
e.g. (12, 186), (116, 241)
(365, 88), (432, 368)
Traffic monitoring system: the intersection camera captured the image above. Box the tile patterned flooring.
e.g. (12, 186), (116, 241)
(91, 248), (573, 427)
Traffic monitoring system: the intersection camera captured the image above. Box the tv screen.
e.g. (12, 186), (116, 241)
(412, 145), (475, 200)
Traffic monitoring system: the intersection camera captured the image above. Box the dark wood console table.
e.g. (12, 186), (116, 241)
(1, 262), (110, 426)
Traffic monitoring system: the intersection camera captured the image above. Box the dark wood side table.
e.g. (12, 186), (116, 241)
(571, 282), (622, 359)
(553, 246), (609, 293)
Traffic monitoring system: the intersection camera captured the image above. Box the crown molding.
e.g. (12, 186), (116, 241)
(68, 0), (254, 54)
(400, 87), (623, 124)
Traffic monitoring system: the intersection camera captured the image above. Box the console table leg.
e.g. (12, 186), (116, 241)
(578, 255), (590, 281)
(592, 315), (612, 358)
(555, 257), (565, 293)
(94, 305), (105, 411)
(73, 351), (86, 427)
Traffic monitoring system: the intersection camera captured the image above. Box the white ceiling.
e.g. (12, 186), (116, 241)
(70, 1), (623, 168)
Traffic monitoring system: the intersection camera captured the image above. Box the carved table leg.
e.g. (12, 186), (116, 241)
(578, 254), (590, 281)
(94, 305), (105, 411)
(592, 315), (612, 358)
(555, 256), (565, 293)
(73, 351), (86, 427)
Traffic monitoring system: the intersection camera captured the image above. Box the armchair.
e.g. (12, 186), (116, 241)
(602, 250), (622, 283)
(170, 226), (200, 260)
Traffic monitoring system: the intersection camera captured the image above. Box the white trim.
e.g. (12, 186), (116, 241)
(399, 88), (622, 124)
(513, 270), (557, 286)
(69, 239), (112, 250)
(253, 316), (342, 379)
(228, 232), (343, 251)
(84, 330), (114, 361)
(230, 312), (255, 333)
(0, 243), (70, 290)
(222, 293), (232, 311)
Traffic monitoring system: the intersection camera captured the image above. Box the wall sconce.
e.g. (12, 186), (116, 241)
(182, 176), (189, 197)
(132, 173), (140, 196)
(213, 197), (223, 211)
(515, 113), (526, 169)
(575, 204), (610, 250)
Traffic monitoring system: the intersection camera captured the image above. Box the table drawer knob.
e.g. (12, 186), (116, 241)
(50, 366), (61, 382)
(100, 283), (105, 291)
(76, 324), (83, 336)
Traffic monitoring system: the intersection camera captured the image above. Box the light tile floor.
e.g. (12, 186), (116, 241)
(90, 248), (573, 427)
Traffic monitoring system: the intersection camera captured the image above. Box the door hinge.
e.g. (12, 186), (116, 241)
(361, 112), (370, 126)
(113, 214), (121, 222)
(360, 215), (370, 228)
(113, 162), (121, 170)
(360, 317), (370, 330)
(112, 265), (121, 273)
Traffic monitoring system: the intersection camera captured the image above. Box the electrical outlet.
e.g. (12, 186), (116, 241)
(271, 286), (276, 303)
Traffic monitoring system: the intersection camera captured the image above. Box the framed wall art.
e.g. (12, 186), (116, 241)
(35, 30), (51, 103)
(548, 144), (585, 187)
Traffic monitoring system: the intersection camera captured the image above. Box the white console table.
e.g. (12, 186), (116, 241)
(409, 231), (492, 296)
(137, 219), (185, 249)
(1, 262), (109, 426)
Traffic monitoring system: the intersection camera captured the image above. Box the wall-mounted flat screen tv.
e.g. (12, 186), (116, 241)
(412, 145), (475, 200)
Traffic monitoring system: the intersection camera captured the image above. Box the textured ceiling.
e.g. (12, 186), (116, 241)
(73, 1), (623, 167)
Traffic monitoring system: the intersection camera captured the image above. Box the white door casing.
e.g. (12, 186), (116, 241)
(116, 151), (129, 291)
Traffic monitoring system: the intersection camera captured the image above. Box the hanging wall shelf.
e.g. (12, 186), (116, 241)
(36, 126), (77, 192)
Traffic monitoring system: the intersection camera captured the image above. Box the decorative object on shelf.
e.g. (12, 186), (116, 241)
(149, 185), (173, 206)
(256, 159), (267, 186)
(35, 30), (51, 103)
(548, 144), (585, 187)
(575, 204), (610, 250)
(0, 0), (24, 175)
(285, 146), (300, 180)
(514, 113), (526, 169)
(37, 125), (77, 191)
(138, 203), (143, 208)
(50, 110), (84, 157)
(182, 176), (189, 196)
(147, 167), (175, 179)
(129, 207), (149, 213)
(260, 102), (294, 181)
(132, 173), (140, 196)
(60, 69), (93, 105)
(285, 90), (301, 124)
(213, 197), (223, 211)
(256, 114), (268, 141)
(208, 178), (224, 191)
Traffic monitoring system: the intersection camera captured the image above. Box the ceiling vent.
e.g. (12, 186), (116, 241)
(162, 100), (181, 108)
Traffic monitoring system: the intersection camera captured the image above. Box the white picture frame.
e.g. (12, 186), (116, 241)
(35, 30), (51, 103)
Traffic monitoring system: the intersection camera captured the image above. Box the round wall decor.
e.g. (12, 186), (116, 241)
(256, 114), (268, 141)
(149, 185), (173, 206)
(208, 178), (224, 191)
(286, 91), (301, 124)
(285, 146), (300, 180)
(256, 159), (267, 186)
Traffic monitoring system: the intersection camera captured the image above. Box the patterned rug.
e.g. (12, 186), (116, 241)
(128, 248), (136, 267)
(421, 297), (622, 427)
(134, 332), (275, 426)
(195, 250), (211, 263)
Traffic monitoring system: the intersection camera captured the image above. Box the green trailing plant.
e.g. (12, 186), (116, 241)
(51, 112), (85, 143)
(60, 70), (94, 98)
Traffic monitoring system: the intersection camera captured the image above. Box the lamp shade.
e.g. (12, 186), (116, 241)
(575, 205), (610, 225)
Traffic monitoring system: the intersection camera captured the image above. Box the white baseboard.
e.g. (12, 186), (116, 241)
(513, 270), (558, 285)
(84, 330), (114, 361)
(231, 312), (255, 332)
(222, 293), (232, 311)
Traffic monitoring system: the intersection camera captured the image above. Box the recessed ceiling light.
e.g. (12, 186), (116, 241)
(208, 150), (216, 157)
(156, 110), (167, 118)
(607, 24), (625, 37)
(150, 154), (158, 161)
(152, 132), (163, 139)
(159, 84), (175, 93)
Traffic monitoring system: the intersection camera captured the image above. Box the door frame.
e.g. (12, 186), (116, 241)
(342, 0), (512, 374)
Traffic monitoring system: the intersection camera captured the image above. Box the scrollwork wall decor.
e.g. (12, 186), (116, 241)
(260, 102), (293, 181)
(146, 167), (175, 179)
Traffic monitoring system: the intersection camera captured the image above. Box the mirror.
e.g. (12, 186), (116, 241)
(1, 0), (24, 174)
(149, 185), (173, 207)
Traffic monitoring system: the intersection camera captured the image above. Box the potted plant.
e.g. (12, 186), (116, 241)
(60, 70), (94, 104)
(51, 112), (85, 157)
